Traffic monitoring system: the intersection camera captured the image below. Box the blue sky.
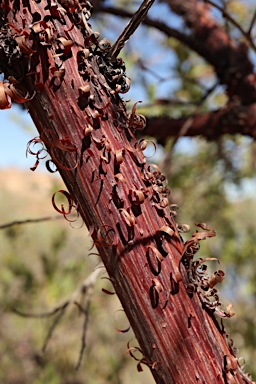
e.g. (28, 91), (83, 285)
(0, 105), (38, 169)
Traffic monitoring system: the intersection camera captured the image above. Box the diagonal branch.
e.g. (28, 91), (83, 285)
(108, 0), (156, 59)
(94, 5), (203, 58)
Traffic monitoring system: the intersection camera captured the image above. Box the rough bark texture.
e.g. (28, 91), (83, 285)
(0, 1), (253, 383)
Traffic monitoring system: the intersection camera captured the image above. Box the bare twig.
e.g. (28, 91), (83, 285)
(13, 264), (103, 318)
(108, 0), (155, 59)
(13, 264), (104, 362)
(204, 0), (256, 51)
(95, 6), (198, 53)
(75, 300), (90, 370)
(168, 81), (219, 151)
(0, 215), (63, 230)
(42, 307), (66, 353)
(247, 8), (256, 35)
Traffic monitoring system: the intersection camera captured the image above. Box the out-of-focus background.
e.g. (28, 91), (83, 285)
(1, 0), (256, 382)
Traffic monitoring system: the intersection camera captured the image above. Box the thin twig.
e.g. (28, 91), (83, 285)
(172, 81), (219, 146)
(12, 264), (103, 318)
(108, 0), (155, 59)
(161, 81), (219, 168)
(247, 8), (256, 35)
(204, 0), (256, 51)
(42, 307), (66, 353)
(13, 303), (69, 318)
(0, 215), (63, 230)
(75, 300), (90, 370)
(13, 264), (103, 362)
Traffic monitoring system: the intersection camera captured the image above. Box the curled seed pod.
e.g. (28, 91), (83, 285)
(98, 38), (112, 52)
(160, 197), (169, 208)
(186, 283), (196, 294)
(52, 69), (65, 87)
(200, 276), (209, 290)
(152, 278), (163, 293)
(225, 371), (236, 384)
(119, 76), (130, 94)
(225, 303), (235, 317)
(115, 173), (126, 183)
(224, 355), (238, 372)
(177, 224), (190, 233)
(130, 189), (145, 205)
(170, 204), (179, 210)
(52, 190), (74, 215)
(209, 270), (225, 288)
(115, 149), (125, 164)
(15, 35), (35, 55)
(119, 208), (136, 227)
(139, 139), (147, 151)
(158, 225), (174, 237)
(0, 82), (11, 109)
(84, 124), (93, 136)
(79, 84), (91, 94)
(131, 114), (146, 131)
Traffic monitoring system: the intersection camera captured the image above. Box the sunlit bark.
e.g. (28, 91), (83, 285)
(0, 1), (252, 383)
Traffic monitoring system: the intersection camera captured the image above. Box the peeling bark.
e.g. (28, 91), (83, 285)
(0, 1), (253, 383)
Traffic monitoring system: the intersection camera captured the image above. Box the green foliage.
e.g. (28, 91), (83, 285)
(0, 171), (154, 384)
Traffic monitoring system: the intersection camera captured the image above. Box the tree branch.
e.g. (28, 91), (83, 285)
(142, 103), (256, 143)
(160, 0), (256, 105)
(94, 5), (203, 58)
(95, 2), (256, 106)
(108, 0), (156, 59)
(0, 215), (63, 229)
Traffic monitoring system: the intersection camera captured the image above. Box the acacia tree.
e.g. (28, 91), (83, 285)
(0, 0), (255, 383)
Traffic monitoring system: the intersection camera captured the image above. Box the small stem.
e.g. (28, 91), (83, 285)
(108, 0), (155, 59)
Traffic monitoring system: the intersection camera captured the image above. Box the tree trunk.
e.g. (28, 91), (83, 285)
(0, 1), (252, 383)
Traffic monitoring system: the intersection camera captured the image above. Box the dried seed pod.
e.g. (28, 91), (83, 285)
(152, 278), (163, 292)
(84, 124), (93, 136)
(131, 114), (146, 131)
(225, 303), (235, 317)
(224, 355), (238, 372)
(177, 224), (190, 233)
(119, 208), (136, 227)
(160, 197), (169, 208)
(115, 149), (125, 164)
(209, 270), (225, 288)
(98, 38), (112, 52)
(0, 82), (11, 109)
(158, 225), (174, 237)
(15, 35), (35, 55)
(130, 189), (145, 205)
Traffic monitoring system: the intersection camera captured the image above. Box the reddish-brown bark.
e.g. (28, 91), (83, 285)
(0, 1), (253, 383)
(143, 103), (256, 144)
